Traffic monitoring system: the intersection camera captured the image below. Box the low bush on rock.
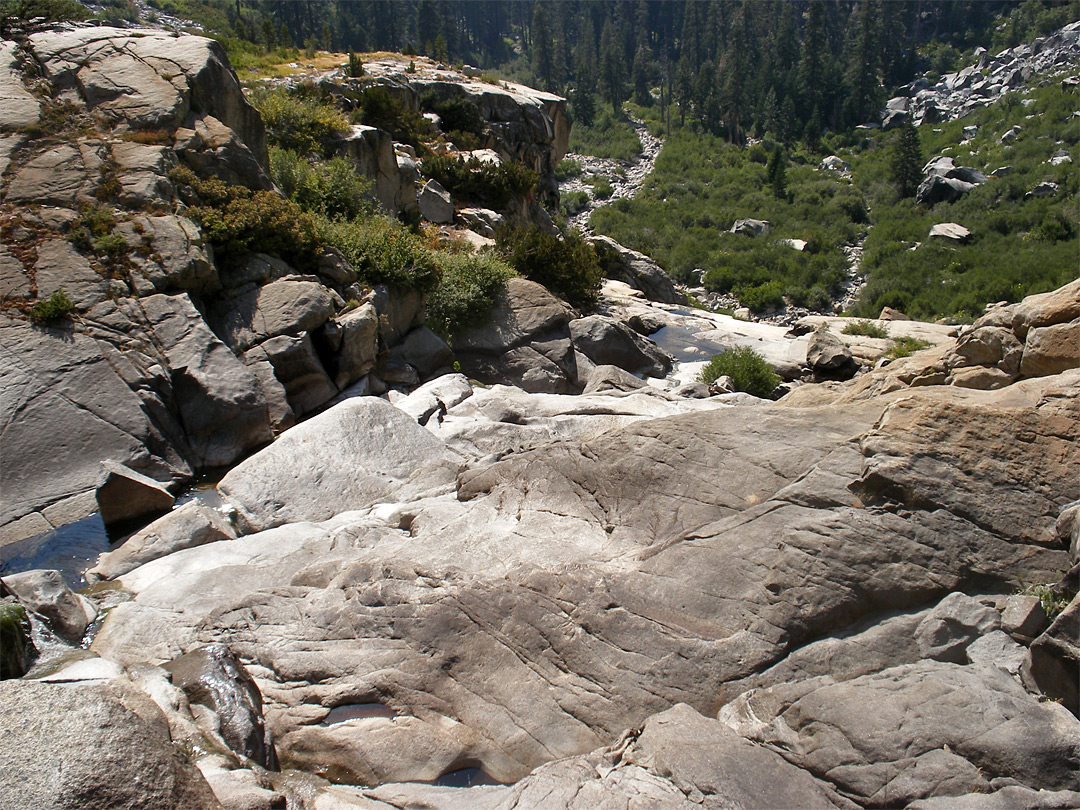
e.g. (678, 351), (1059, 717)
(170, 166), (320, 271)
(495, 224), (603, 308)
(28, 288), (75, 324)
(419, 90), (486, 150)
(249, 86), (349, 156)
(426, 249), (516, 340)
(351, 85), (434, 148)
(316, 215), (440, 292)
(421, 154), (537, 210)
(270, 148), (374, 220)
(843, 320), (889, 338)
(698, 346), (781, 398)
(561, 190), (589, 217)
(886, 336), (932, 359)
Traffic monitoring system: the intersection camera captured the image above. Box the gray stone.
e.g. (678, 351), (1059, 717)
(1020, 320), (1080, 377)
(806, 329), (855, 377)
(917, 174), (975, 205)
(582, 364), (648, 395)
(570, 315), (672, 378)
(730, 218), (770, 237)
(1027, 594), (1079, 715)
(0, 42), (39, 130)
(457, 207), (504, 238)
(34, 239), (109, 311)
(949, 366), (1016, 390)
(116, 215), (217, 295)
(4, 144), (94, 206)
(163, 644), (277, 769)
(335, 124), (412, 214)
(135, 294), (274, 468)
(386, 325), (454, 381)
(88, 500), (237, 582)
(217, 397), (463, 533)
(820, 155), (851, 172)
(929, 222), (972, 243)
(395, 373), (473, 426)
(96, 459), (176, 526)
(590, 235), (685, 304)
(908, 785), (1080, 810)
(1012, 279), (1080, 340)
(1026, 181), (1059, 199)
(316, 248), (355, 286)
(244, 333), (336, 417)
(966, 629), (1027, 675)
(208, 279), (336, 353)
(1001, 594), (1048, 638)
(0, 242), (31, 299)
(0, 679), (221, 810)
(914, 592), (1002, 663)
(370, 284), (424, 346)
(3, 568), (96, 643)
(330, 303), (379, 390)
(418, 179), (454, 224)
(720, 660), (1080, 805)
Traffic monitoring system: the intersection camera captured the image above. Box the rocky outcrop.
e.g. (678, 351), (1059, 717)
(0, 679), (221, 810)
(590, 235), (685, 304)
(886, 20), (1080, 126)
(452, 277), (580, 393)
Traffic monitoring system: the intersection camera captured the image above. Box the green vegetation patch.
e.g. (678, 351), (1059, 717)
(697, 346), (781, 399)
(28, 288), (75, 324)
(421, 153), (537, 210)
(568, 107), (641, 162)
(851, 81), (1078, 321)
(316, 215), (440, 292)
(426, 248), (516, 340)
(249, 86), (349, 156)
(591, 130), (858, 313)
(842, 319), (889, 338)
(495, 224), (602, 309)
(171, 166), (320, 272)
(886, 336), (932, 359)
(270, 147), (374, 221)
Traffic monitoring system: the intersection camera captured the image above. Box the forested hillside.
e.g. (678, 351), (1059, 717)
(101, 0), (1079, 137)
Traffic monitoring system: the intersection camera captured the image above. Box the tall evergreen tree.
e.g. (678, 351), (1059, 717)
(531, 1), (554, 89)
(767, 146), (787, 199)
(599, 17), (627, 114)
(842, 0), (882, 127)
(891, 120), (922, 199)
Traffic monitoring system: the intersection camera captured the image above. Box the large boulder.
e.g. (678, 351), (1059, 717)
(1020, 320), (1080, 377)
(719, 660), (1080, 806)
(453, 277), (579, 393)
(207, 279), (336, 353)
(590, 235), (685, 305)
(0, 679), (221, 810)
(569, 315), (672, 378)
(2, 568), (96, 643)
(1026, 594), (1080, 715)
(730, 218), (771, 237)
(217, 397), (464, 533)
(917, 174), (975, 205)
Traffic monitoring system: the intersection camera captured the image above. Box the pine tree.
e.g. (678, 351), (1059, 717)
(598, 17), (627, 114)
(531, 1), (553, 89)
(842, 0), (882, 127)
(891, 121), (922, 199)
(767, 147), (787, 199)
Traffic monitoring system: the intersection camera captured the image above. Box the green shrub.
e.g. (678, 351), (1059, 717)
(420, 90), (486, 139)
(842, 319), (889, 338)
(315, 215), (441, 292)
(249, 87), (349, 155)
(421, 153), (537, 209)
(735, 280), (785, 313)
(587, 175), (613, 199)
(496, 224), (603, 308)
(347, 52), (364, 78)
(426, 249), (516, 339)
(568, 107), (641, 161)
(171, 166), (320, 271)
(886, 336), (932, 359)
(28, 288), (75, 323)
(698, 346), (781, 398)
(270, 147), (373, 220)
(554, 159), (583, 181)
(560, 190), (589, 217)
(352, 85), (434, 147)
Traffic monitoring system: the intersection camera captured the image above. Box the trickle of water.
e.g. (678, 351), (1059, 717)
(430, 766), (501, 788)
(0, 514), (110, 590)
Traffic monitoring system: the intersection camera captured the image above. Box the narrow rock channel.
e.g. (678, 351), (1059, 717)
(561, 116), (664, 232)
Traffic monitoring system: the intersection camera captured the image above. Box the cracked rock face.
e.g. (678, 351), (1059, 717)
(85, 371), (1079, 806)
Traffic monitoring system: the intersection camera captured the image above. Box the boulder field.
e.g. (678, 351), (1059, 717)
(1, 26), (1079, 810)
